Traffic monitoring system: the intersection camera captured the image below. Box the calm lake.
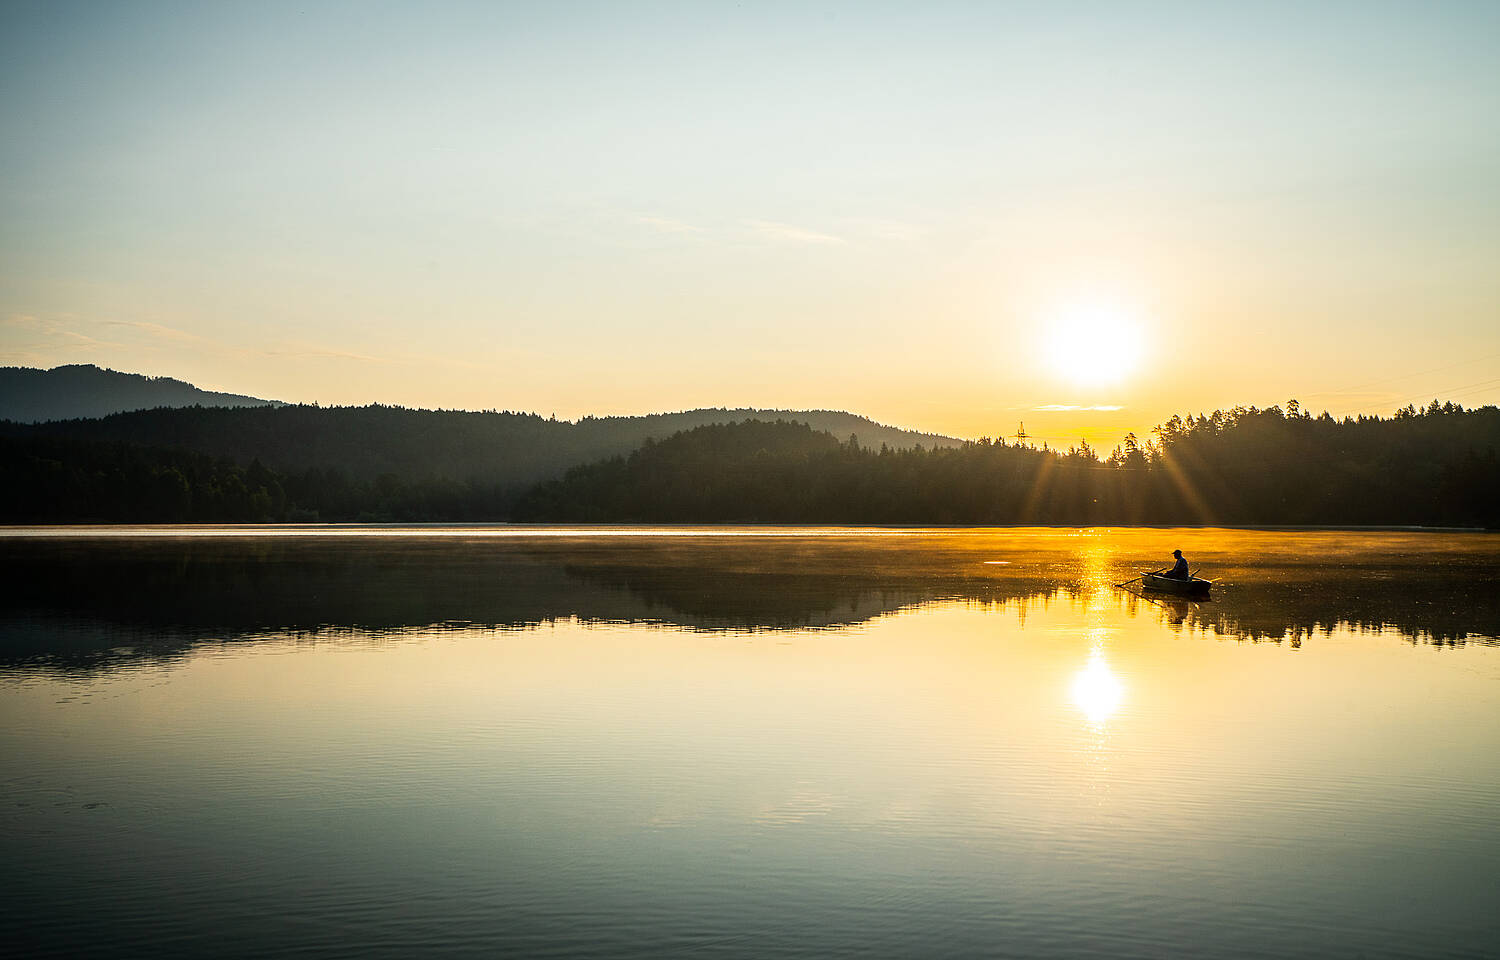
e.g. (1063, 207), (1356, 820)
(3, 526), (1499, 959)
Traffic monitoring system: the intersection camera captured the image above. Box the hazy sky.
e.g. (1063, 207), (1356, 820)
(3, 0), (1497, 447)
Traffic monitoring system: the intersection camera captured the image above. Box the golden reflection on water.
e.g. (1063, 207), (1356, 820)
(1071, 651), (1124, 725)
(1070, 541), (1127, 728)
(4, 528), (1500, 960)
(5, 540), (1500, 960)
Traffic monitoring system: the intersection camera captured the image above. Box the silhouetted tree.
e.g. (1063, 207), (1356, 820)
(4, 402), (1497, 526)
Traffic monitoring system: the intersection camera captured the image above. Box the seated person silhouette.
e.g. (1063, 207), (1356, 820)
(1166, 549), (1190, 580)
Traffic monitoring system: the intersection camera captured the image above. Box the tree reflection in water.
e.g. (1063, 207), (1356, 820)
(2, 528), (1497, 672)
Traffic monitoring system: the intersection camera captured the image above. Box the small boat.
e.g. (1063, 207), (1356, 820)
(1139, 573), (1212, 596)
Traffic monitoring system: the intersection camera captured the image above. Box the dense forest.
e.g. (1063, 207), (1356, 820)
(0, 434), (517, 522)
(0, 400), (957, 487)
(2, 400), (1496, 526)
(515, 402), (1500, 527)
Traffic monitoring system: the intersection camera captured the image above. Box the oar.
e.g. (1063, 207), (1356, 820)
(1114, 567), (1169, 588)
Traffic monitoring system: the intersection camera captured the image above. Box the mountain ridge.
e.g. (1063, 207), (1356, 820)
(1, 365), (962, 492)
(0, 364), (281, 422)
(1, 364), (960, 453)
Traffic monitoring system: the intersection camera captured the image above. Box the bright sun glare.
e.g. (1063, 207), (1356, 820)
(1043, 301), (1146, 387)
(1070, 653), (1124, 724)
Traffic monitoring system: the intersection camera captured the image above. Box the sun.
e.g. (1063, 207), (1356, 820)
(1042, 300), (1147, 387)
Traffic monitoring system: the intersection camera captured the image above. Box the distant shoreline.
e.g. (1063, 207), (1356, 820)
(1, 521), (1492, 536)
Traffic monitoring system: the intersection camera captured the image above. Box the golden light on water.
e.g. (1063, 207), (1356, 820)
(1043, 300), (1146, 387)
(1071, 651), (1125, 724)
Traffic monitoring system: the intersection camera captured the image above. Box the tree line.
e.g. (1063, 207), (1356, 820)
(0, 401), (955, 487)
(0, 435), (519, 523)
(515, 402), (1500, 527)
(2, 400), (1496, 526)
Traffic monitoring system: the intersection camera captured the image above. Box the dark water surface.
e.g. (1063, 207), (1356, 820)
(3, 526), (1498, 959)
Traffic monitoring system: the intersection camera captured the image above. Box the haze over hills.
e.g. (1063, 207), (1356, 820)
(0, 364), (281, 422)
(514, 411), (1500, 526)
(6, 400), (1496, 527)
(7, 363), (1494, 528)
(0, 364), (960, 489)
(2, 402), (957, 484)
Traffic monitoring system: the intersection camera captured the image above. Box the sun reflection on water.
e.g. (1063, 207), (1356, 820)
(1071, 651), (1124, 724)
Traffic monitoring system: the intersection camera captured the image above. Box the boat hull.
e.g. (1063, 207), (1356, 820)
(1140, 573), (1212, 596)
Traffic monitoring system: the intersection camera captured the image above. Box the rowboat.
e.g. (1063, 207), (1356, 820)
(1140, 573), (1212, 596)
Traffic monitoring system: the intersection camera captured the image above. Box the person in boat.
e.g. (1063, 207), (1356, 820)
(1166, 549), (1190, 580)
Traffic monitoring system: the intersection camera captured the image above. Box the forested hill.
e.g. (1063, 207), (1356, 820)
(4, 398), (1495, 526)
(576, 408), (958, 454)
(515, 404), (1500, 527)
(0, 364), (278, 422)
(0, 402), (957, 488)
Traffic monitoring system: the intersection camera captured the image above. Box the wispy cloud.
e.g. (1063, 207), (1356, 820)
(744, 219), (845, 245)
(2, 312), (506, 391)
(630, 213), (857, 246)
(259, 343), (390, 364)
(1034, 404), (1125, 412)
(635, 215), (704, 234)
(95, 318), (398, 366)
(4, 313), (48, 332)
(98, 318), (208, 344)
(841, 217), (928, 242)
(1, 313), (120, 361)
(3, 312), (402, 369)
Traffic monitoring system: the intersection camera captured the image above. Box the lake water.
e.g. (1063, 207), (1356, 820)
(3, 526), (1499, 959)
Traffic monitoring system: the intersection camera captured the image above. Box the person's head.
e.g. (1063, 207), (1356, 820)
(1173, 549), (1182, 558)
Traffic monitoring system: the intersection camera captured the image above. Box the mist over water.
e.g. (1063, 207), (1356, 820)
(3, 527), (1498, 959)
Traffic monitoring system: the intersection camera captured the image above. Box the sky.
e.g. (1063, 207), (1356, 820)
(2, 0), (1498, 449)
